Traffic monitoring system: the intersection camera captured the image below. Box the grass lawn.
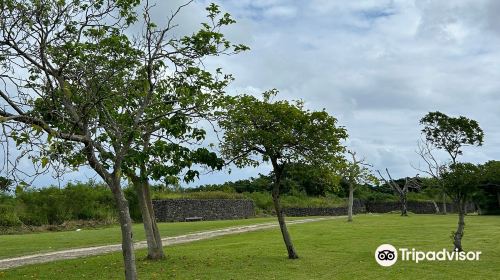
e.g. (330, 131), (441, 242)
(0, 217), (301, 258)
(1, 214), (499, 279)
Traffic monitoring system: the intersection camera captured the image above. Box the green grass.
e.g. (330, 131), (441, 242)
(1, 214), (499, 279)
(0, 217), (297, 258)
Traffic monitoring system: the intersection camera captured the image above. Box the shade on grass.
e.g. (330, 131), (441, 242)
(1, 214), (499, 279)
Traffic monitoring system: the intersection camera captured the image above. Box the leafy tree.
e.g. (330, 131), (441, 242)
(420, 111), (484, 164)
(0, 0), (246, 277)
(418, 112), (484, 214)
(117, 3), (247, 260)
(220, 91), (347, 259)
(441, 163), (480, 251)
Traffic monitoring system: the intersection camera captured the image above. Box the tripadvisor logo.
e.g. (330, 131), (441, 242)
(375, 244), (482, 267)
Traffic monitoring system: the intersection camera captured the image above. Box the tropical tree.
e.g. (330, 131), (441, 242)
(417, 111), (484, 214)
(440, 162), (480, 251)
(0, 1), (246, 278)
(220, 91), (347, 259)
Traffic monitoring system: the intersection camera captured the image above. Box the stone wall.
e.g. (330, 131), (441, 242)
(284, 206), (362, 217)
(364, 201), (437, 214)
(283, 201), (475, 217)
(284, 199), (365, 216)
(152, 199), (255, 222)
(364, 201), (475, 214)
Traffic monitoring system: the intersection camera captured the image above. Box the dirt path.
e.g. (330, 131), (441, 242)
(0, 216), (342, 270)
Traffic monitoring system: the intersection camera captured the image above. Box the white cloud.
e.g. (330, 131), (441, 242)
(25, 0), (500, 187)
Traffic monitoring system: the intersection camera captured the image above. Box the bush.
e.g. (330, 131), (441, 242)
(243, 192), (274, 212)
(12, 182), (120, 226)
(242, 192), (346, 213)
(124, 186), (141, 222)
(64, 182), (116, 220)
(152, 191), (245, 200)
(0, 205), (21, 227)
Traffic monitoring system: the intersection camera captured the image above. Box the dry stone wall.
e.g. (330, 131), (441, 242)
(153, 199), (255, 222)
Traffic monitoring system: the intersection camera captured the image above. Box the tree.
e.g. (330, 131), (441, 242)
(420, 111), (484, 165)
(440, 163), (480, 251)
(341, 150), (376, 222)
(418, 111), (484, 215)
(220, 91), (347, 259)
(278, 163), (339, 196)
(119, 2), (239, 259)
(125, 140), (223, 260)
(376, 169), (421, 216)
(413, 140), (448, 214)
(0, 1), (246, 278)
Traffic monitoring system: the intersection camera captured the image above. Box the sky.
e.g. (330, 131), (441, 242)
(9, 0), (500, 187)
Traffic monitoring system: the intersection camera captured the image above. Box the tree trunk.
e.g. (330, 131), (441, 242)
(442, 193), (447, 215)
(432, 200), (440, 214)
(271, 181), (298, 259)
(453, 202), (466, 252)
(144, 181), (163, 258)
(400, 193), (408, 216)
(110, 180), (137, 280)
(347, 185), (354, 222)
(134, 180), (164, 260)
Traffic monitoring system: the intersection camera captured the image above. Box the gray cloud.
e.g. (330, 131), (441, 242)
(27, 0), (500, 187)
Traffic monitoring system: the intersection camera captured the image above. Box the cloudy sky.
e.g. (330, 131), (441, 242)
(23, 0), (500, 187)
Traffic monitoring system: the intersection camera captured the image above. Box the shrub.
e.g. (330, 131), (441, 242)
(0, 205), (21, 227)
(243, 192), (274, 212)
(124, 186), (141, 222)
(64, 182), (115, 220)
(152, 191), (245, 200)
(13, 182), (120, 226)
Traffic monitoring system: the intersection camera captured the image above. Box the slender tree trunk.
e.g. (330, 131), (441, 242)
(453, 201), (466, 252)
(110, 180), (137, 280)
(400, 193), (408, 216)
(270, 159), (298, 259)
(144, 181), (163, 257)
(432, 200), (440, 214)
(347, 185), (354, 222)
(134, 180), (164, 260)
(85, 145), (137, 279)
(442, 193), (447, 215)
(272, 184), (299, 259)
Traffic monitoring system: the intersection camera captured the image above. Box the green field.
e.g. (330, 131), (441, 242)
(1, 214), (499, 279)
(0, 217), (297, 258)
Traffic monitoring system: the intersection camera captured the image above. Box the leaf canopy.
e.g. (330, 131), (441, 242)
(420, 111), (484, 162)
(220, 91), (348, 171)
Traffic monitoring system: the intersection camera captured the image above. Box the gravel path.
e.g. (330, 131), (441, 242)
(0, 216), (342, 270)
